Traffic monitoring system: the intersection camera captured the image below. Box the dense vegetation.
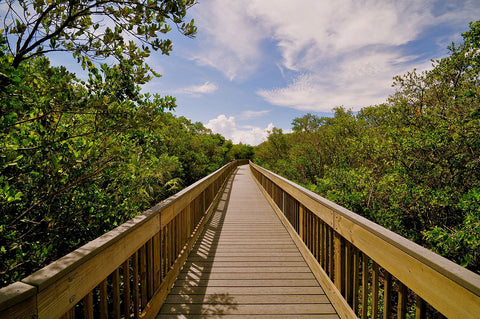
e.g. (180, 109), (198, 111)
(255, 21), (480, 274)
(1, 0), (478, 291)
(0, 0), (256, 288)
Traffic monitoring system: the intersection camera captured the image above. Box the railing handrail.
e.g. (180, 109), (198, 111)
(250, 162), (480, 295)
(250, 162), (480, 318)
(21, 160), (240, 290)
(0, 159), (247, 317)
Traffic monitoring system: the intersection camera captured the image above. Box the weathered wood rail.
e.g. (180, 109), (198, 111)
(250, 162), (480, 318)
(0, 159), (248, 319)
(1, 160), (480, 318)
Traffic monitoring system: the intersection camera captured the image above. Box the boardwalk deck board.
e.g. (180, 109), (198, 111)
(157, 165), (339, 318)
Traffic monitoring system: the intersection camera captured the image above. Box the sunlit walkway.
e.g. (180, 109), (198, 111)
(157, 165), (339, 318)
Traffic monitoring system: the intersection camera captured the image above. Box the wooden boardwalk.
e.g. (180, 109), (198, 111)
(157, 165), (339, 318)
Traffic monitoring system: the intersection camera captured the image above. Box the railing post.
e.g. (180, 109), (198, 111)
(334, 232), (343, 292)
(299, 205), (304, 239)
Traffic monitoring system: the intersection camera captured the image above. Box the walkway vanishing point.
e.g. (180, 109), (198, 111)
(157, 165), (338, 318)
(1, 160), (480, 319)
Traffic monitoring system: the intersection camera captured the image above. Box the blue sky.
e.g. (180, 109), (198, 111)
(139, 0), (480, 145)
(31, 0), (480, 145)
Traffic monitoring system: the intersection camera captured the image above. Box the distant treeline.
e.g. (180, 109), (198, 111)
(254, 21), (480, 274)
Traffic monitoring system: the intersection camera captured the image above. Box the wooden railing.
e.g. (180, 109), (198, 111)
(250, 162), (480, 319)
(0, 160), (247, 319)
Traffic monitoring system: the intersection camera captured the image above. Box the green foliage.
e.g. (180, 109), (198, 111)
(0, 33), (231, 286)
(254, 20), (480, 274)
(3, 0), (196, 73)
(225, 143), (254, 161)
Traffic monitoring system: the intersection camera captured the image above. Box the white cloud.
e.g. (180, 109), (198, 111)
(239, 110), (270, 119)
(191, 0), (264, 81)
(205, 115), (273, 145)
(191, 0), (480, 111)
(174, 81), (218, 96)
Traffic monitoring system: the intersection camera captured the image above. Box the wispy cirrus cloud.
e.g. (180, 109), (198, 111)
(173, 81), (218, 97)
(190, 0), (264, 81)
(190, 0), (480, 111)
(239, 110), (270, 120)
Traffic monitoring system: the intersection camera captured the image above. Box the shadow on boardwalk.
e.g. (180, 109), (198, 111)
(158, 169), (239, 318)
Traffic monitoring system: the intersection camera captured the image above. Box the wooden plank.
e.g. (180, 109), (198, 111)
(183, 261), (308, 267)
(190, 251), (302, 256)
(160, 303), (336, 315)
(140, 170), (236, 319)
(252, 163), (480, 319)
(186, 256), (304, 262)
(0, 294), (36, 319)
(157, 165), (340, 318)
(23, 214), (160, 319)
(251, 163), (335, 227)
(174, 279), (320, 287)
(337, 206), (480, 315)
(23, 212), (160, 292)
(165, 294), (330, 304)
(180, 266), (312, 273)
(0, 282), (37, 315)
(250, 168), (353, 319)
(159, 162), (239, 228)
(177, 272), (315, 280)
(169, 286), (325, 295)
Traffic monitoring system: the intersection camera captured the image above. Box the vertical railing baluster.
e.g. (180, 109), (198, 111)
(416, 295), (426, 319)
(361, 254), (369, 319)
(123, 259), (131, 317)
(83, 291), (93, 319)
(99, 278), (108, 318)
(383, 271), (392, 319)
(353, 247), (360, 314)
(334, 232), (343, 292)
(147, 238), (154, 299)
(345, 241), (353, 304)
(397, 282), (407, 319)
(112, 268), (121, 319)
(133, 252), (139, 319)
(140, 245), (147, 309)
(372, 262), (380, 318)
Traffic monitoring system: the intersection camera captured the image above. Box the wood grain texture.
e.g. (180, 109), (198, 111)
(157, 165), (339, 318)
(251, 162), (480, 319)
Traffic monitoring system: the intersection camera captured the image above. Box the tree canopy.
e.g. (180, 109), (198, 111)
(0, 0), (241, 288)
(255, 20), (480, 274)
(3, 0), (196, 73)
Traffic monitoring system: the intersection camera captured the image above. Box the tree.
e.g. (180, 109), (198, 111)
(291, 113), (323, 133)
(3, 0), (196, 72)
(253, 20), (480, 273)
